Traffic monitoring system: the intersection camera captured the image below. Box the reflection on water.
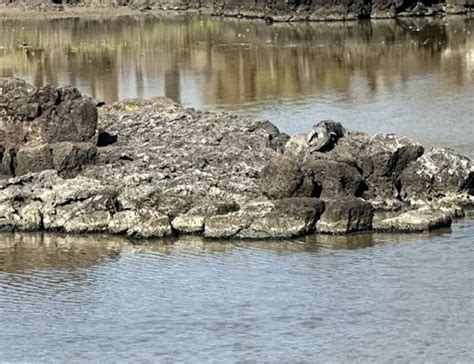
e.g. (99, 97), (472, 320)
(0, 16), (473, 155)
(0, 218), (473, 362)
(0, 16), (472, 103)
(0, 227), (453, 272)
(0, 233), (124, 272)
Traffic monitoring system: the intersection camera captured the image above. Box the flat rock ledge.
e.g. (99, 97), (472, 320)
(1, 78), (473, 240)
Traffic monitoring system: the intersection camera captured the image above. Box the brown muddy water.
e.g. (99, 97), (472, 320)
(0, 15), (473, 363)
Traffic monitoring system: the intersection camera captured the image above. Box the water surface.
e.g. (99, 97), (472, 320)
(0, 220), (473, 362)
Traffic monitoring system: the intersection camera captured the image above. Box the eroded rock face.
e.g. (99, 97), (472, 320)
(0, 78), (97, 178)
(0, 78), (472, 239)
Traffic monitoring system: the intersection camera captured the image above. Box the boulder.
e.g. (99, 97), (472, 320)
(237, 198), (325, 239)
(316, 198), (374, 234)
(50, 142), (97, 178)
(39, 87), (97, 144)
(204, 198), (325, 239)
(44, 190), (116, 233)
(14, 144), (54, 176)
(303, 132), (424, 203)
(0, 200), (16, 231)
(373, 208), (452, 232)
(361, 134), (424, 200)
(400, 148), (474, 203)
(305, 159), (366, 199)
(285, 128), (423, 202)
(284, 133), (309, 161)
(63, 211), (112, 234)
(260, 154), (316, 199)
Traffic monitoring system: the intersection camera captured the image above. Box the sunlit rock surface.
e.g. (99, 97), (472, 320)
(0, 78), (472, 239)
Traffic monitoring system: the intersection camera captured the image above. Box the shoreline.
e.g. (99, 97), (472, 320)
(0, 3), (471, 22)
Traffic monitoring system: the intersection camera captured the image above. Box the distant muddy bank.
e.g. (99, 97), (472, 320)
(0, 0), (472, 22)
(1, 78), (473, 240)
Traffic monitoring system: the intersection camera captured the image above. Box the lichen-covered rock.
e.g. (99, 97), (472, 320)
(316, 198), (374, 234)
(400, 148), (474, 204)
(109, 208), (174, 239)
(17, 202), (43, 231)
(373, 208), (452, 232)
(237, 198), (325, 239)
(125, 210), (172, 239)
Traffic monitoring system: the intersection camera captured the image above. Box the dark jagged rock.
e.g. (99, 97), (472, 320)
(50, 142), (97, 178)
(286, 129), (425, 206)
(0, 78), (97, 178)
(260, 155), (316, 200)
(305, 159), (366, 200)
(0, 78), (472, 240)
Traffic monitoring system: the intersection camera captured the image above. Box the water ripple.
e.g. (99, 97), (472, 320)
(0, 219), (473, 362)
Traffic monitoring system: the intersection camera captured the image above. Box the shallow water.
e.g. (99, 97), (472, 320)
(0, 16), (473, 156)
(0, 14), (474, 363)
(0, 220), (473, 362)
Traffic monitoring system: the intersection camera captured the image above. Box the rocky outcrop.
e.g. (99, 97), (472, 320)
(0, 78), (472, 240)
(0, 0), (471, 21)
